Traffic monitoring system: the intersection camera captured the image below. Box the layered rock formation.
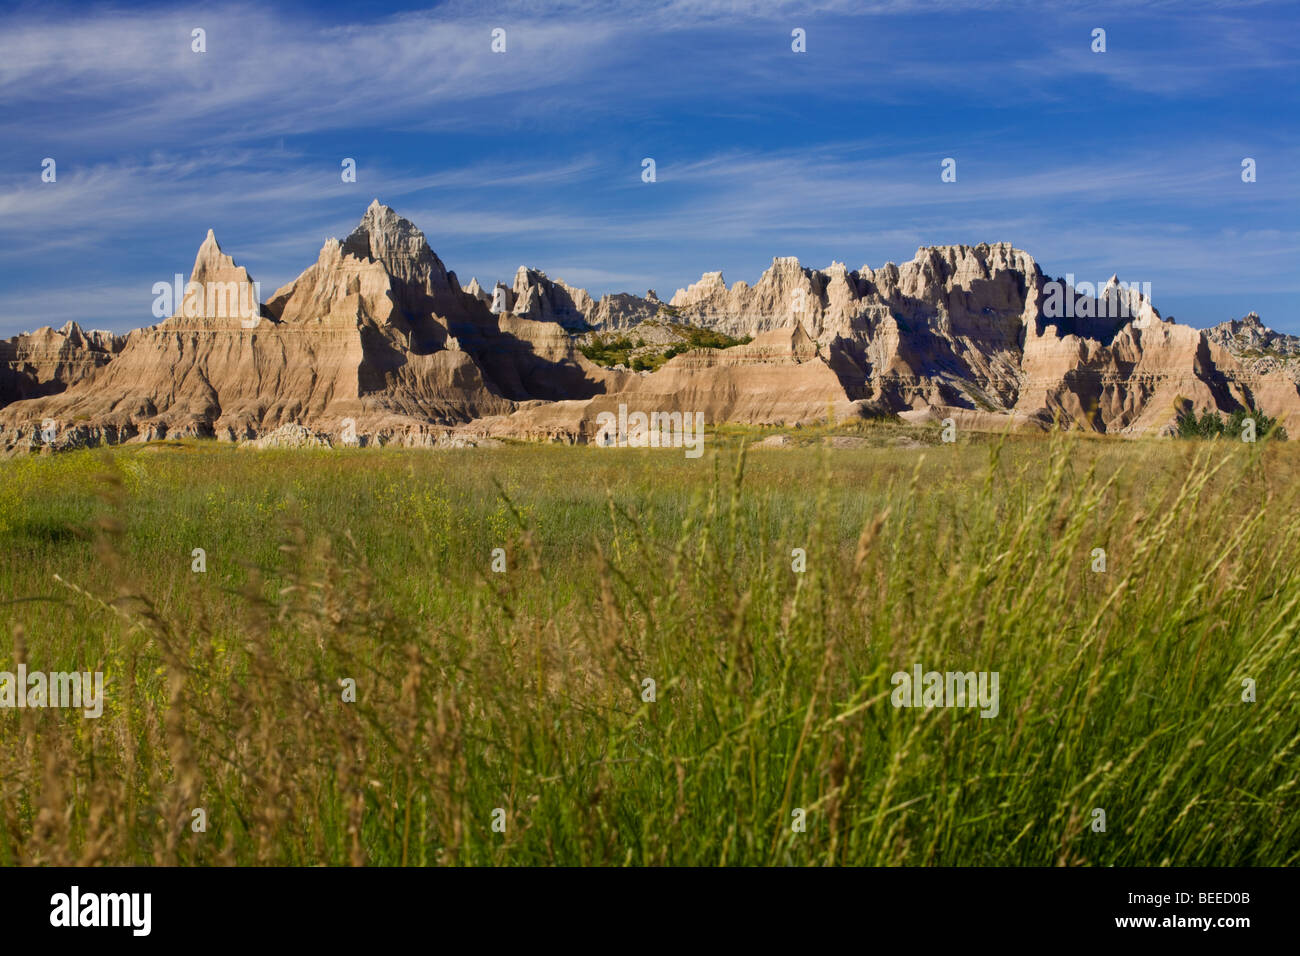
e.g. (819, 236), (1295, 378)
(0, 202), (605, 451)
(463, 277), (492, 308)
(1206, 312), (1300, 383)
(485, 267), (664, 331)
(588, 291), (664, 330)
(668, 246), (1300, 435)
(1, 322), (124, 407)
(1208, 311), (1300, 356)
(1, 202), (1295, 452)
(481, 323), (865, 444)
(507, 267), (594, 330)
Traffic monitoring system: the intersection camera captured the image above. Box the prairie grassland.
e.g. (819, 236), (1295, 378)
(0, 430), (1297, 866)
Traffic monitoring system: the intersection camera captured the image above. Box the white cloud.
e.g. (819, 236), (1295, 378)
(1, 1), (1295, 335)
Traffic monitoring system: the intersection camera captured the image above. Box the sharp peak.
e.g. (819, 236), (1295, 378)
(192, 229), (237, 274)
(193, 228), (243, 273)
(343, 201), (432, 250)
(350, 200), (420, 237)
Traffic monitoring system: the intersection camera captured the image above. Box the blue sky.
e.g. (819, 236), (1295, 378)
(0, 0), (1297, 337)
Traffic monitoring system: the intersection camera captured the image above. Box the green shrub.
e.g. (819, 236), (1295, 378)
(1176, 407), (1288, 441)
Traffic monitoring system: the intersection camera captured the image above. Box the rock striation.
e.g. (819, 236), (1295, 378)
(1, 322), (124, 407)
(667, 246), (1300, 435)
(483, 267), (665, 331)
(2, 203), (1296, 451)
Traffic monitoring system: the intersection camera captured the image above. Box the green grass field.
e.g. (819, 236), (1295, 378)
(1, 429), (1297, 865)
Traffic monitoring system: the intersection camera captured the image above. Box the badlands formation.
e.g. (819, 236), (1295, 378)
(2, 201), (1297, 452)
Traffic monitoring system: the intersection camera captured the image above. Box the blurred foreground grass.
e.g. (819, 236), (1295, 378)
(0, 430), (1296, 865)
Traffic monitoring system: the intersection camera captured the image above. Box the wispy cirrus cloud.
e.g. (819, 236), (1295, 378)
(3, 134), (1294, 334)
(5, 0), (1294, 148)
(0, 0), (1296, 335)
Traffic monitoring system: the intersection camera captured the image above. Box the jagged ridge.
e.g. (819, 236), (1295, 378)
(2, 204), (1296, 452)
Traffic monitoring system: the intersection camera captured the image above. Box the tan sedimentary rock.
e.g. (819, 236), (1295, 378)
(493, 266), (664, 331)
(588, 291), (663, 330)
(1, 321), (124, 406)
(4, 202), (1297, 451)
(463, 277), (493, 307)
(1, 205), (512, 449)
(484, 323), (867, 444)
(507, 267), (593, 330)
(671, 245), (1300, 436)
(669, 244), (1037, 414)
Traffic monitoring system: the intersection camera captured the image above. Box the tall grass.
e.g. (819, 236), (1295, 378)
(0, 433), (1296, 865)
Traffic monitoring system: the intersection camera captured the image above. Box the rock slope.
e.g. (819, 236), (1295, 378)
(1, 203), (1295, 451)
(1, 322), (124, 407)
(668, 247), (1299, 435)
